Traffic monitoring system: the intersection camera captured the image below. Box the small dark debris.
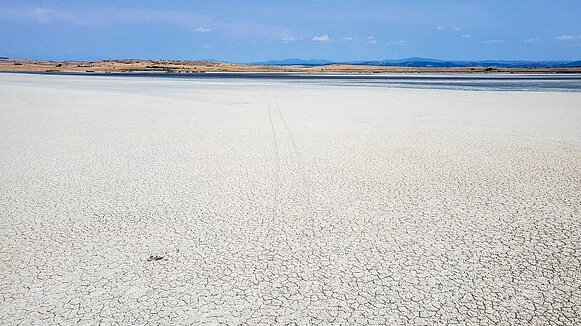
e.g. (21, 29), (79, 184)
(147, 255), (164, 262)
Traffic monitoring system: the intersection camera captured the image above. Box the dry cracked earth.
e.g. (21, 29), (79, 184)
(0, 73), (580, 325)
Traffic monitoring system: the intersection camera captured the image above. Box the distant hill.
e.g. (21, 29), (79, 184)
(2, 57), (580, 74)
(363, 58), (577, 68)
(252, 58), (333, 66)
(561, 60), (581, 67)
(252, 57), (581, 68)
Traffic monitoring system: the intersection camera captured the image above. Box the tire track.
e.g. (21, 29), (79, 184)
(275, 97), (298, 152)
(267, 98), (280, 220)
(267, 97), (280, 160)
(273, 97), (317, 239)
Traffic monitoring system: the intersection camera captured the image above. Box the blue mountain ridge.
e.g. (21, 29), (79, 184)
(251, 57), (580, 68)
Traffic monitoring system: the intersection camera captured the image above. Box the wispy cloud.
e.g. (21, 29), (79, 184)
(281, 35), (302, 42)
(387, 40), (408, 46)
(342, 36), (355, 42)
(461, 34), (472, 38)
(524, 37), (540, 43)
(312, 34), (330, 42)
(484, 39), (504, 44)
(0, 8), (95, 26)
(280, 33), (303, 42)
(555, 34), (580, 40)
(437, 26), (464, 34)
(0, 7), (291, 40)
(1, 7), (209, 27)
(368, 36), (377, 44)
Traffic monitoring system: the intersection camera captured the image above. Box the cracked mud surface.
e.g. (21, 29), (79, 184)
(1, 74), (580, 325)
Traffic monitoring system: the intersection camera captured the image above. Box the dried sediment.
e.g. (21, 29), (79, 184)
(0, 73), (580, 325)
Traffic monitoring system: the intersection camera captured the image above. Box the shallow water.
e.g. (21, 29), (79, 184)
(6, 71), (581, 92)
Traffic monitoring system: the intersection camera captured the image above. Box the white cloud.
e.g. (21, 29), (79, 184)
(342, 36), (355, 41)
(484, 39), (504, 44)
(312, 34), (330, 42)
(461, 34), (472, 38)
(387, 40), (408, 46)
(195, 26), (211, 32)
(281, 35), (302, 42)
(368, 36), (377, 44)
(437, 26), (464, 34)
(555, 35), (579, 40)
(524, 37), (540, 43)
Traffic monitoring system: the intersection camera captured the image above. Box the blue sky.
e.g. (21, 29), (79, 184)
(1, 0), (581, 62)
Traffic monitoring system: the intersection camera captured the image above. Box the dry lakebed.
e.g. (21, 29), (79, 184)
(0, 72), (580, 325)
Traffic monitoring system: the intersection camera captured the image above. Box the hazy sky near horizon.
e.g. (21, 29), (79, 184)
(2, 0), (581, 62)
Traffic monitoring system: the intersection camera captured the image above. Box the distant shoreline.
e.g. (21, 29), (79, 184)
(4, 70), (581, 92)
(2, 58), (581, 74)
(3, 70), (581, 79)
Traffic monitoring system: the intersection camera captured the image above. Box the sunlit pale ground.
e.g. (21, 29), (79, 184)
(1, 73), (580, 325)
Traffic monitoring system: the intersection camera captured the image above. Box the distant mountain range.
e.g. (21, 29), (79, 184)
(252, 57), (581, 68)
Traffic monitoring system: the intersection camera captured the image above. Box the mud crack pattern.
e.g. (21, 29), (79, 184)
(0, 74), (580, 325)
